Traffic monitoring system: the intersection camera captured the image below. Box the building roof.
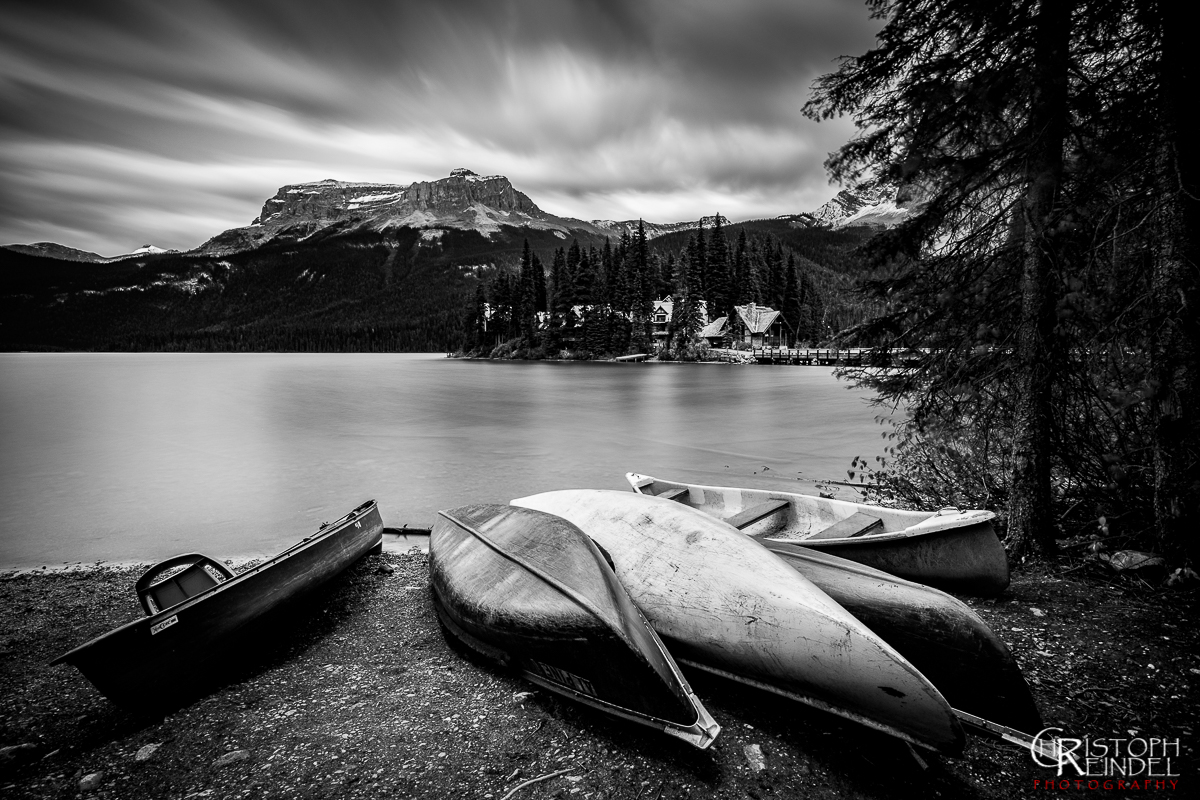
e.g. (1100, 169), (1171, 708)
(699, 316), (728, 338)
(735, 303), (780, 334)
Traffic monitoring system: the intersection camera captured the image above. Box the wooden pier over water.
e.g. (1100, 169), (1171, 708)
(734, 347), (927, 366)
(749, 347), (867, 366)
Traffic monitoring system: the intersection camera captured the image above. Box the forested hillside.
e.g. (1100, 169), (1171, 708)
(1, 221), (872, 353)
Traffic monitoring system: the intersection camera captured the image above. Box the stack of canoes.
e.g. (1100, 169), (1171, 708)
(430, 483), (1039, 754)
(511, 490), (968, 754)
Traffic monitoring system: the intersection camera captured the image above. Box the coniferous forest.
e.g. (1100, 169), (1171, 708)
(458, 219), (874, 361)
(801, 0), (1198, 568)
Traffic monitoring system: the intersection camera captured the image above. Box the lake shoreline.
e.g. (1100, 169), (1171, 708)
(2, 551), (1195, 799)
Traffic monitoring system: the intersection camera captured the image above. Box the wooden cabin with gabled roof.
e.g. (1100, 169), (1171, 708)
(700, 316), (729, 347)
(733, 302), (784, 347)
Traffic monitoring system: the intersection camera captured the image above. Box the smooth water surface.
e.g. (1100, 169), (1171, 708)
(0, 353), (889, 568)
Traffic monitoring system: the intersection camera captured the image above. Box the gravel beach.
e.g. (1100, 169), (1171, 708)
(1, 551), (1195, 799)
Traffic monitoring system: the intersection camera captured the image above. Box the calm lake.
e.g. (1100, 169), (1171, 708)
(0, 353), (890, 568)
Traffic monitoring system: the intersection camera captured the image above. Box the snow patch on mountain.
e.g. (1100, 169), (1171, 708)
(787, 185), (925, 230)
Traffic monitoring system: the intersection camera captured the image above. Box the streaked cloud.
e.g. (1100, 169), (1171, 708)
(0, 0), (877, 255)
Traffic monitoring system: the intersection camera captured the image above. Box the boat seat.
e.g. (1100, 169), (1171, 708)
(136, 553), (236, 616)
(725, 498), (790, 530)
(656, 487), (689, 501)
(807, 512), (884, 541)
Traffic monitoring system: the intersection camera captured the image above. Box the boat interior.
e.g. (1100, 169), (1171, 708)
(634, 479), (887, 541)
(136, 553), (235, 615)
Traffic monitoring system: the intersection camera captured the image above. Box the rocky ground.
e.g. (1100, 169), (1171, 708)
(1, 550), (1196, 799)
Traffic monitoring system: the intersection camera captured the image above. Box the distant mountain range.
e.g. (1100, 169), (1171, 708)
(0, 169), (892, 353)
(3, 169), (915, 262)
(3, 242), (176, 263)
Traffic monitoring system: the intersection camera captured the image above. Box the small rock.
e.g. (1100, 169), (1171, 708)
(79, 772), (103, 791)
(513, 691), (535, 705)
(377, 564), (395, 575)
(135, 743), (161, 761)
(744, 743), (766, 773)
(1030, 607), (1045, 617)
(213, 749), (251, 767)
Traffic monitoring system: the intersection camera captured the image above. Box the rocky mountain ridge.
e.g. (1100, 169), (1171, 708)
(781, 185), (925, 230)
(195, 168), (610, 256)
(6, 171), (917, 261)
(590, 214), (733, 240)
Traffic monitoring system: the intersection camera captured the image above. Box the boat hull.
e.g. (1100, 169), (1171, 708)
(430, 504), (719, 749)
(627, 473), (1009, 596)
(762, 541), (1041, 734)
(512, 490), (966, 755)
(50, 501), (384, 711)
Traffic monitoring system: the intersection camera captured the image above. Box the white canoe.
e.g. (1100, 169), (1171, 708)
(626, 473), (1009, 596)
(511, 489), (965, 755)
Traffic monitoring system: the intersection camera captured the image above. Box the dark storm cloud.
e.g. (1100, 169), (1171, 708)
(0, 0), (878, 255)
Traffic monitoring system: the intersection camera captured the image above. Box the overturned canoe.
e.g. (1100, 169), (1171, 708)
(761, 541), (1042, 735)
(430, 503), (720, 749)
(50, 500), (384, 710)
(512, 490), (966, 755)
(627, 473), (1009, 596)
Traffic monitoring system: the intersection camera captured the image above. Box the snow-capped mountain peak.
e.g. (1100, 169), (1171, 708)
(781, 184), (926, 230)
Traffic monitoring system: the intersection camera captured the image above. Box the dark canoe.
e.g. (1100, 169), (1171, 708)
(761, 541), (1043, 737)
(50, 500), (384, 710)
(430, 503), (720, 749)
(627, 473), (1009, 596)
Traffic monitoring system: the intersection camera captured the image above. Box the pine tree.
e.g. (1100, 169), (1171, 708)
(730, 228), (758, 317)
(630, 220), (655, 352)
(662, 253), (677, 299)
(545, 247), (568, 352)
(670, 245), (705, 357)
(517, 240), (538, 345)
(766, 236), (785, 310)
(781, 254), (801, 346)
(706, 215), (730, 321)
(533, 252), (547, 314)
(566, 239), (582, 304)
(462, 281), (487, 351)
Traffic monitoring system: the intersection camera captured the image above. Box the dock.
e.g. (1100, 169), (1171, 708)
(739, 347), (927, 366)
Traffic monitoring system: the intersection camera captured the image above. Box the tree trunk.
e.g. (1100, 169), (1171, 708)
(1152, 0), (1200, 566)
(1006, 0), (1073, 561)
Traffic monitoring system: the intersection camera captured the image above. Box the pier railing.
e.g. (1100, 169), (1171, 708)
(747, 347), (926, 366)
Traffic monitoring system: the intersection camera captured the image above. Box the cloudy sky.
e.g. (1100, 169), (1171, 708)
(0, 0), (880, 256)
